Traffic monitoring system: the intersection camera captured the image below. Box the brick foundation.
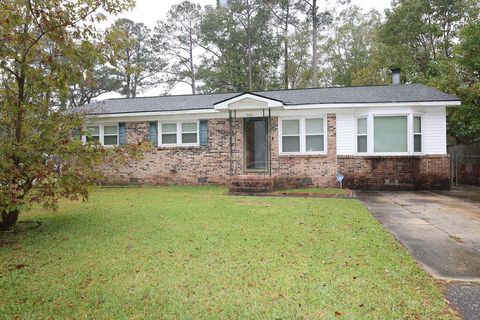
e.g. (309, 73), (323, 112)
(337, 155), (451, 190)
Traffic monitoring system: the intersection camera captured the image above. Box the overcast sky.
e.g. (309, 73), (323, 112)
(99, 0), (392, 99)
(106, 0), (392, 28)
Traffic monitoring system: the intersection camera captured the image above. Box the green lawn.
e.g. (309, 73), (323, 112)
(0, 186), (455, 319)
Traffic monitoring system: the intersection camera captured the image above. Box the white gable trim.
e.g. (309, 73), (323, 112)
(214, 93), (284, 110)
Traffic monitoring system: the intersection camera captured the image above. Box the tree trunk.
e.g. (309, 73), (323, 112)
(189, 24), (196, 95)
(247, 18), (253, 91)
(0, 209), (19, 231)
(283, 7), (289, 89)
(311, 0), (318, 87)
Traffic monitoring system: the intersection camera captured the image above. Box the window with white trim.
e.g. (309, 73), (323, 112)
(103, 125), (118, 146)
(280, 117), (326, 154)
(181, 123), (198, 144)
(160, 121), (199, 146)
(281, 120), (300, 152)
(161, 123), (177, 144)
(87, 126), (100, 143)
(356, 117), (368, 153)
(86, 125), (118, 146)
(413, 116), (422, 153)
(305, 119), (324, 152)
(374, 116), (407, 153)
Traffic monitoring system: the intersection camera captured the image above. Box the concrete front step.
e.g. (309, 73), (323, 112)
(229, 175), (275, 193)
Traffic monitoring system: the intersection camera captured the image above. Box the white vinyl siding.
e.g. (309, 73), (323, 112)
(336, 114), (355, 155)
(423, 107), (447, 154)
(335, 107), (447, 155)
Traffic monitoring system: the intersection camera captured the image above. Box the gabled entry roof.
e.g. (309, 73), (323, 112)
(81, 84), (460, 115)
(213, 92), (284, 110)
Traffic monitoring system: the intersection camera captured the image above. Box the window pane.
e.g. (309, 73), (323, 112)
(282, 136), (300, 152)
(414, 117), (421, 133)
(104, 135), (117, 146)
(306, 119), (323, 134)
(357, 136), (367, 153)
(86, 136), (100, 143)
(104, 126), (117, 135)
(414, 135), (422, 152)
(282, 120), (299, 135)
(88, 126), (99, 135)
(162, 123), (177, 133)
(162, 134), (177, 144)
(182, 133), (197, 143)
(374, 116), (407, 152)
(357, 118), (367, 134)
(182, 122), (197, 132)
(306, 135), (324, 152)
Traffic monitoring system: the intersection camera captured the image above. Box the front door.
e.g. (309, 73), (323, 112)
(244, 118), (268, 172)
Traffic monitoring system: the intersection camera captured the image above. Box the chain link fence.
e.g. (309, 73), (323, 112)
(448, 143), (480, 187)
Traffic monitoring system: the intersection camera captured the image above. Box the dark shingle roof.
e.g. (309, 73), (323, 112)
(82, 84), (460, 115)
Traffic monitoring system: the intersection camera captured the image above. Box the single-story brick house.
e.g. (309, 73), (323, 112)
(82, 72), (460, 190)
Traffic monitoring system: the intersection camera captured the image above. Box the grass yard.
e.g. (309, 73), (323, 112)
(0, 186), (455, 319)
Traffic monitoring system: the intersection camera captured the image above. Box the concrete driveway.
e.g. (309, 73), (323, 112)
(357, 186), (480, 319)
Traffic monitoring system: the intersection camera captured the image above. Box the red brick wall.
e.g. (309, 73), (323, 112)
(100, 115), (338, 187)
(270, 114), (338, 187)
(100, 115), (450, 190)
(337, 155), (451, 190)
(101, 119), (233, 185)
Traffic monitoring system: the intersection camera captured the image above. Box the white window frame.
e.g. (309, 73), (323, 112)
(83, 124), (118, 147)
(355, 116), (368, 154)
(158, 120), (200, 147)
(279, 116), (327, 155)
(372, 114), (409, 156)
(413, 115), (423, 154)
(103, 124), (119, 146)
(280, 119), (301, 153)
(354, 112), (424, 156)
(160, 122), (179, 145)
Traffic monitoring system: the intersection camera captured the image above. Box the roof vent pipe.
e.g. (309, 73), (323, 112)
(391, 68), (401, 85)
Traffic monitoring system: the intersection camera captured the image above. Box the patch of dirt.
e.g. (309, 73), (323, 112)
(0, 240), (17, 248)
(235, 200), (271, 207)
(449, 235), (465, 244)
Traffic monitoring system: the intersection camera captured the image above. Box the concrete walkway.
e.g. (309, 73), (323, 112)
(357, 187), (480, 319)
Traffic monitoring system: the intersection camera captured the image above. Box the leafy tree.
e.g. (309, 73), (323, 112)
(153, 1), (203, 94)
(299, 0), (334, 87)
(447, 22), (480, 143)
(65, 64), (120, 109)
(285, 21), (313, 88)
(198, 1), (281, 92)
(0, 0), (144, 230)
(371, 0), (479, 142)
(265, 0), (302, 89)
(376, 0), (475, 82)
(320, 7), (381, 86)
(59, 42), (121, 109)
(105, 18), (166, 98)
